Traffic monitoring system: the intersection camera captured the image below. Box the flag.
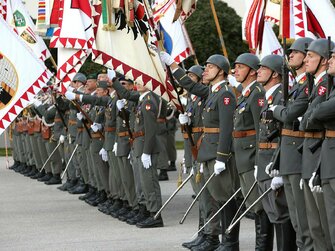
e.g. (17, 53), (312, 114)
(173, 0), (196, 22)
(258, 21), (283, 59)
(153, 0), (193, 63)
(92, 0), (179, 106)
(0, 18), (52, 135)
(264, 0), (280, 25)
(50, 0), (94, 93)
(36, 0), (60, 36)
(242, 0), (267, 53)
(1, 0), (51, 61)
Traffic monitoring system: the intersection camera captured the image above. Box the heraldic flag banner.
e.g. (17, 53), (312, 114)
(0, 18), (52, 135)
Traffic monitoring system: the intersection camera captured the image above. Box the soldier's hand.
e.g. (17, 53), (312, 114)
(64, 91), (76, 101)
(265, 162), (279, 177)
(227, 74), (240, 88)
(99, 148), (108, 162)
(116, 99), (126, 111)
(254, 165), (258, 180)
(159, 51), (175, 66)
(112, 143), (117, 153)
(269, 105), (277, 112)
(141, 153), (152, 169)
(59, 135), (65, 144)
(214, 160), (226, 175)
(76, 112), (83, 121)
(91, 123), (102, 132)
(309, 172), (323, 193)
(178, 113), (190, 125)
(271, 176), (284, 190)
(299, 179), (304, 190)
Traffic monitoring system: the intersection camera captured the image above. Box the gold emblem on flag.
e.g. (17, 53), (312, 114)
(0, 52), (18, 110)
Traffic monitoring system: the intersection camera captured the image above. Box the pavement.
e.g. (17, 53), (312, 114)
(0, 152), (258, 251)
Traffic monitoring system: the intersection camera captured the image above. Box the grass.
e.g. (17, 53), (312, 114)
(176, 141), (184, 150)
(0, 148), (12, 156)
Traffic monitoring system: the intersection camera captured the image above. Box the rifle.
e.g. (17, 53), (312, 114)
(119, 107), (134, 144)
(282, 37), (289, 106)
(53, 94), (68, 131)
(327, 36), (334, 99)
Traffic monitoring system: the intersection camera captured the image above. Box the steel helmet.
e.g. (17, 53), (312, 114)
(72, 73), (87, 83)
(306, 38), (335, 59)
(206, 54), (230, 74)
(187, 65), (204, 79)
(234, 53), (260, 70)
(259, 55), (284, 75)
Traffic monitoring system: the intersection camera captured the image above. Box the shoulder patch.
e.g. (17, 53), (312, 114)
(304, 87), (309, 95)
(258, 98), (264, 107)
(223, 97), (231, 105)
(318, 86), (327, 96)
(255, 86), (262, 92)
(145, 104), (151, 110)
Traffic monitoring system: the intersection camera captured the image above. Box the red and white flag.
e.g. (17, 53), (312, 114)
(0, 18), (52, 134)
(1, 0), (51, 61)
(258, 21), (283, 59)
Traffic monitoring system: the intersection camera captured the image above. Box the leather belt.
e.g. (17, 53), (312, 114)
(192, 127), (203, 133)
(77, 127), (84, 132)
(105, 127), (116, 132)
(133, 131), (144, 138)
(118, 131), (130, 137)
(68, 119), (77, 125)
(54, 118), (62, 122)
(304, 131), (324, 139)
(325, 130), (335, 138)
(157, 118), (167, 123)
(259, 142), (278, 149)
(91, 132), (103, 139)
(183, 133), (189, 139)
(281, 129), (305, 138)
(203, 127), (220, 133)
(232, 130), (256, 138)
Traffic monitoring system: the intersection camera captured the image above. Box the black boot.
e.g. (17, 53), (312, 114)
(88, 190), (107, 206)
(255, 210), (274, 251)
(167, 161), (177, 171)
(45, 173), (62, 185)
(191, 235), (220, 251)
(275, 221), (297, 251)
(9, 161), (20, 170)
(68, 178), (88, 194)
(158, 169), (169, 181)
(127, 204), (150, 225)
(182, 233), (206, 249)
(109, 199), (123, 215)
(20, 165), (31, 174)
(136, 213), (164, 228)
(79, 186), (96, 200)
(57, 179), (77, 191)
(215, 199), (240, 251)
(31, 169), (45, 179)
(38, 172), (53, 182)
(25, 166), (38, 177)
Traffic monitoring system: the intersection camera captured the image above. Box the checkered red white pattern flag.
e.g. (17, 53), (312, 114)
(0, 18), (52, 135)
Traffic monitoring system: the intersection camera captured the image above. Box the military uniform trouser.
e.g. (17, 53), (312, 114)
(117, 156), (137, 209)
(202, 159), (235, 203)
(76, 145), (89, 183)
(45, 140), (63, 175)
(31, 133), (43, 169)
(157, 132), (169, 170)
(17, 133), (27, 163)
(64, 140), (77, 180)
(283, 174), (313, 251)
(187, 164), (220, 236)
(40, 139), (52, 172)
(12, 133), (19, 162)
(137, 153), (162, 213)
(303, 179), (332, 251)
(239, 169), (263, 213)
(166, 131), (177, 161)
(107, 150), (125, 200)
(322, 179), (335, 250)
(131, 152), (145, 205)
(24, 134), (34, 166)
(85, 148), (97, 188)
(90, 139), (109, 192)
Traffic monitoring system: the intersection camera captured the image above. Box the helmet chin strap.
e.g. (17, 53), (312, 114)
(311, 57), (323, 76)
(241, 68), (251, 84)
(262, 71), (274, 87)
(208, 68), (222, 83)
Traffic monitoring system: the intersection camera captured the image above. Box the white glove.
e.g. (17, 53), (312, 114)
(178, 113), (191, 125)
(33, 98), (42, 108)
(265, 162), (280, 177)
(99, 148), (108, 162)
(59, 135), (65, 144)
(309, 172), (323, 193)
(200, 163), (204, 173)
(65, 91), (76, 101)
(116, 99), (126, 111)
(159, 51), (175, 66)
(76, 112), (83, 121)
(112, 142), (118, 153)
(269, 105), (277, 112)
(91, 123), (102, 132)
(271, 176), (284, 190)
(180, 96), (188, 106)
(227, 74), (240, 88)
(190, 167), (195, 176)
(297, 117), (302, 122)
(299, 179), (304, 190)
(141, 153), (152, 169)
(214, 160), (226, 175)
(254, 165), (258, 180)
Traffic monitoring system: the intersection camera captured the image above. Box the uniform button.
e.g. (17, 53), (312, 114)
(250, 145), (253, 147)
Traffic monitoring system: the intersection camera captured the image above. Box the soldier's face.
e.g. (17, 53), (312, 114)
(234, 63), (250, 82)
(256, 66), (272, 83)
(328, 53), (335, 76)
(121, 80), (134, 90)
(187, 72), (199, 83)
(304, 51), (322, 74)
(136, 83), (148, 93)
(289, 50), (305, 68)
(96, 88), (108, 97)
(86, 79), (97, 91)
(98, 74), (109, 81)
(203, 63), (222, 83)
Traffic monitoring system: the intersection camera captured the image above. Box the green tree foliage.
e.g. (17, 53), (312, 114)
(184, 0), (248, 67)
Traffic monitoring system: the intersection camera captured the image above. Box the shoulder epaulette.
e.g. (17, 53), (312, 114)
(255, 86), (262, 93)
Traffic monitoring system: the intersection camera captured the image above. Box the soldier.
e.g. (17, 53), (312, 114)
(161, 51), (239, 251)
(178, 65), (221, 250)
(232, 53), (274, 250)
(299, 38), (333, 250)
(271, 37), (314, 250)
(166, 102), (178, 171)
(309, 45), (335, 250)
(255, 54), (296, 251)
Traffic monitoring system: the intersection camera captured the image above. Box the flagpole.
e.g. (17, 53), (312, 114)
(209, 0), (228, 58)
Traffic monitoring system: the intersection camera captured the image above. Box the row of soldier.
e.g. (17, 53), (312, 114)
(8, 36), (335, 251)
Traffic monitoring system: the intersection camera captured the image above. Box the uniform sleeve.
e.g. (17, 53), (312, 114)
(113, 80), (140, 101)
(142, 100), (158, 154)
(173, 68), (209, 98)
(250, 91), (265, 141)
(310, 97), (335, 121)
(217, 91), (236, 162)
(82, 95), (109, 106)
